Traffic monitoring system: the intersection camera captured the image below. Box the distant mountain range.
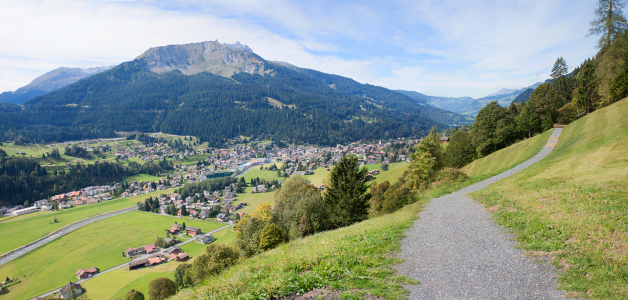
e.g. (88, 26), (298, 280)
(0, 41), (474, 146)
(0, 66), (114, 105)
(396, 82), (543, 117)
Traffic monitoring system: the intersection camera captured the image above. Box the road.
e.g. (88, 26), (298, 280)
(35, 224), (232, 299)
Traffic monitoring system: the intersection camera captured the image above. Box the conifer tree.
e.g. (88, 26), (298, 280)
(589, 0), (628, 48)
(324, 155), (370, 228)
(516, 104), (542, 138)
(574, 60), (600, 114)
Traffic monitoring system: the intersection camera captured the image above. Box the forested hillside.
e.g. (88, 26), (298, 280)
(0, 42), (471, 147)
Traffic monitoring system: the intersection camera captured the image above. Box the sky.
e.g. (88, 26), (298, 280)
(0, 0), (599, 98)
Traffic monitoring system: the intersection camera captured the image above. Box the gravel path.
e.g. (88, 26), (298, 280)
(396, 128), (564, 299)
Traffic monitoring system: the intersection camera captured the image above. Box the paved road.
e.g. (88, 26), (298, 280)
(396, 129), (565, 299)
(35, 224), (232, 299)
(0, 207), (137, 267)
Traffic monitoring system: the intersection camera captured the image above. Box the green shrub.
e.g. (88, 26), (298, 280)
(259, 223), (285, 250)
(148, 277), (177, 300)
(124, 289), (145, 300)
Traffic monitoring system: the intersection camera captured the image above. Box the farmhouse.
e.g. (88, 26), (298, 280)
(169, 252), (189, 261)
(165, 246), (181, 256)
(169, 223), (182, 234)
(59, 282), (83, 300)
(439, 136), (450, 144)
(129, 259), (149, 270)
(75, 267), (98, 279)
(198, 233), (214, 244)
(186, 227), (201, 236)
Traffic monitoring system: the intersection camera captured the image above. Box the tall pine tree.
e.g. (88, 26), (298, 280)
(324, 155), (371, 228)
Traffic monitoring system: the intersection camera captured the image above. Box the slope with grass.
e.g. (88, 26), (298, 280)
(0, 211), (224, 300)
(470, 98), (628, 299)
(461, 129), (552, 178)
(372, 162), (409, 184)
(170, 173), (492, 300)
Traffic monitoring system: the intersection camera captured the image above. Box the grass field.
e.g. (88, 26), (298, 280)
(372, 162), (409, 184)
(0, 198), (136, 255)
(0, 211), (55, 223)
(470, 98), (628, 299)
(241, 165), (284, 182)
(0, 187), (179, 255)
(0, 211), (224, 300)
(123, 173), (165, 182)
(302, 167), (329, 186)
(461, 129), (552, 178)
(232, 187), (275, 214)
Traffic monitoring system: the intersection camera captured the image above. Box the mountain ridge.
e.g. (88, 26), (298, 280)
(0, 41), (473, 146)
(0, 66), (114, 105)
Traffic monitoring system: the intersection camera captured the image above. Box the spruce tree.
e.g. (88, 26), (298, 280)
(324, 155), (371, 228)
(589, 0), (627, 48)
(516, 104), (542, 138)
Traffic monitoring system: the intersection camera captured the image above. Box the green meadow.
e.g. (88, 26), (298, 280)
(0, 211), (224, 300)
(0, 197), (136, 254)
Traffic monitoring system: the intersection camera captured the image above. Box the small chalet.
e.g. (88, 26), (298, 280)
(186, 227), (201, 236)
(439, 136), (450, 144)
(169, 252), (189, 261)
(143, 244), (157, 253)
(169, 223), (182, 234)
(165, 246), (181, 256)
(75, 267), (98, 279)
(198, 233), (215, 244)
(59, 282), (83, 300)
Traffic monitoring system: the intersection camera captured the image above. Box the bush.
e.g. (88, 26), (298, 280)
(273, 176), (327, 239)
(187, 244), (240, 284)
(124, 289), (145, 300)
(381, 162), (389, 171)
(259, 223), (285, 250)
(174, 263), (193, 288)
(434, 168), (467, 183)
(148, 277), (177, 300)
(369, 179), (414, 217)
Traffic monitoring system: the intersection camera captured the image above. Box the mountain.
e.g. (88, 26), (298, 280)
(486, 88), (518, 97)
(0, 66), (113, 105)
(396, 82), (543, 117)
(0, 41), (472, 146)
(512, 88), (534, 104)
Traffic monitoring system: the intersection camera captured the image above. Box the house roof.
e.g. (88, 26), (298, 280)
(177, 252), (189, 260)
(144, 244), (157, 252)
(440, 136), (450, 141)
(147, 257), (164, 265)
(59, 282), (82, 295)
(125, 247), (136, 253)
(129, 259), (148, 267)
(186, 227), (200, 232)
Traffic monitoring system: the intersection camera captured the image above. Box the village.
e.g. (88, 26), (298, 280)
(0, 136), (416, 218)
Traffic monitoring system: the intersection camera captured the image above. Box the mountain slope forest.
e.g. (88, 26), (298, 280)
(0, 42), (471, 147)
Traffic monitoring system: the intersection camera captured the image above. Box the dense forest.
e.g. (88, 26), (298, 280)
(0, 58), (472, 147)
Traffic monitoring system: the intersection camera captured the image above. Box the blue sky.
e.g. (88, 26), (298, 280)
(0, 0), (599, 98)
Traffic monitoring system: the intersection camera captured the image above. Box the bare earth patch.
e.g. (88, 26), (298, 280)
(279, 288), (384, 300)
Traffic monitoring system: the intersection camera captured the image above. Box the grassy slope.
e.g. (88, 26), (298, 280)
(172, 172), (492, 300)
(0, 212), (224, 300)
(470, 98), (628, 299)
(461, 129), (552, 178)
(232, 187), (275, 214)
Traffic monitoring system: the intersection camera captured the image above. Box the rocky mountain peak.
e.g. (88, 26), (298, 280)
(135, 41), (269, 77)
